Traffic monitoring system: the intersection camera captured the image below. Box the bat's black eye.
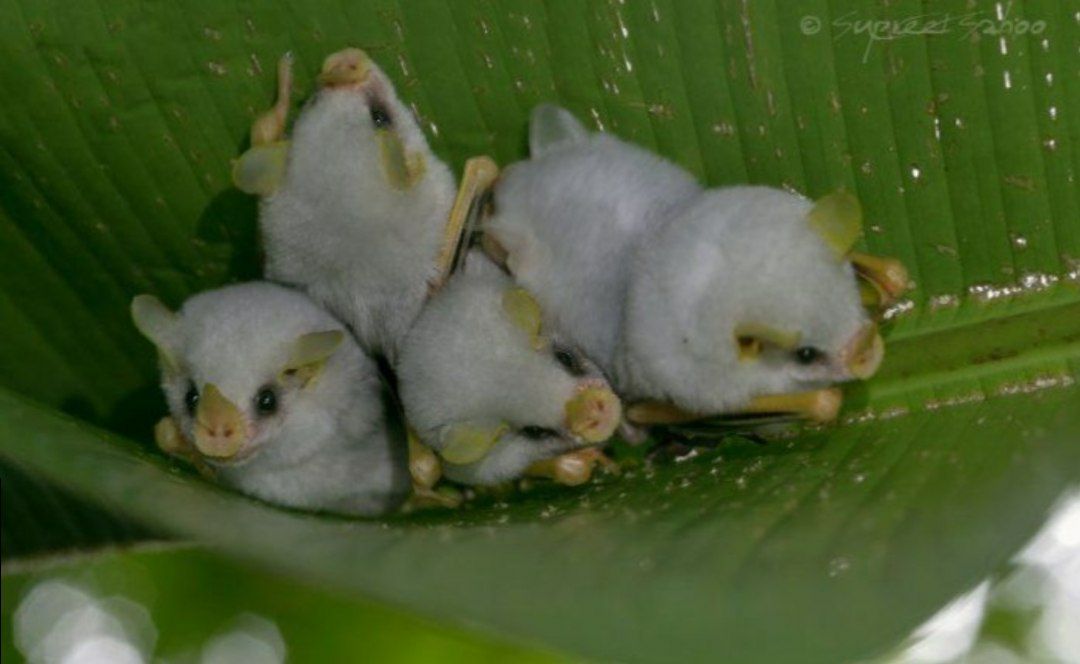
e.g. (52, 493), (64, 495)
(553, 344), (585, 376)
(519, 426), (559, 440)
(369, 102), (392, 128)
(184, 384), (199, 415)
(255, 387), (278, 416)
(794, 346), (824, 365)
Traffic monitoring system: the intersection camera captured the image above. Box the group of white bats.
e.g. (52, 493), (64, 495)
(131, 48), (909, 516)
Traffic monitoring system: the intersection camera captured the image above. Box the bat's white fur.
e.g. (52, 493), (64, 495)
(260, 60), (456, 361)
(398, 253), (610, 485)
(147, 282), (408, 515)
(485, 106), (870, 413)
(619, 188), (867, 412)
(489, 130), (700, 371)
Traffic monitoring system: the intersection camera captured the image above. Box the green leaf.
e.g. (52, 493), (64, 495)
(0, 0), (1078, 662)
(3, 384), (1080, 663)
(1, 545), (567, 663)
(0, 460), (152, 560)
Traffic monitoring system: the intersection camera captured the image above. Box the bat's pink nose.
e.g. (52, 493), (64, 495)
(194, 423), (246, 459)
(193, 384), (248, 459)
(318, 48), (371, 88)
(565, 383), (622, 444)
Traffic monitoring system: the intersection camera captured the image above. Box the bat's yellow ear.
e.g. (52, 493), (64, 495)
(378, 130), (426, 191)
(502, 287), (544, 349)
(733, 322), (801, 362)
(807, 191), (863, 259)
(807, 191), (910, 305)
(233, 141), (290, 196)
(529, 104), (588, 157)
(439, 422), (509, 465)
(281, 330), (345, 387)
(131, 295), (180, 372)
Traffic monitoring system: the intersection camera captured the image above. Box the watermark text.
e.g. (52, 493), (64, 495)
(800, 3), (1046, 63)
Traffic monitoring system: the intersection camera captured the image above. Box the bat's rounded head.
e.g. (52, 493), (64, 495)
(131, 283), (371, 467)
(282, 48), (446, 199)
(622, 186), (881, 415)
(398, 255), (621, 482)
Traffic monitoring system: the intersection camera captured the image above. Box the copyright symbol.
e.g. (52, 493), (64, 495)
(800, 15), (821, 35)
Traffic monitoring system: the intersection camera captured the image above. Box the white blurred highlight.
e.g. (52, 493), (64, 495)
(62, 636), (143, 664)
(13, 580), (156, 664)
(894, 490), (1080, 663)
(201, 613), (286, 664)
(898, 581), (991, 663)
(1016, 492), (1080, 663)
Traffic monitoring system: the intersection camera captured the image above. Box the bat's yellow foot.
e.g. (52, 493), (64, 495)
(526, 448), (615, 486)
(153, 416), (214, 478)
(401, 428), (460, 510)
(408, 429), (441, 490)
(154, 415), (186, 455)
(404, 486), (463, 511)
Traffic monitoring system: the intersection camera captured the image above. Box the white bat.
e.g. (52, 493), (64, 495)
(484, 105), (907, 428)
(132, 282), (408, 516)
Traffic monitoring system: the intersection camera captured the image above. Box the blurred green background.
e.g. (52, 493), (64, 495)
(2, 546), (568, 663)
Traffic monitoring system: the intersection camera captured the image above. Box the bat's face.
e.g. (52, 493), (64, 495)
(399, 262), (622, 467)
(625, 187), (883, 414)
(285, 48), (430, 200)
(132, 284), (348, 467)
